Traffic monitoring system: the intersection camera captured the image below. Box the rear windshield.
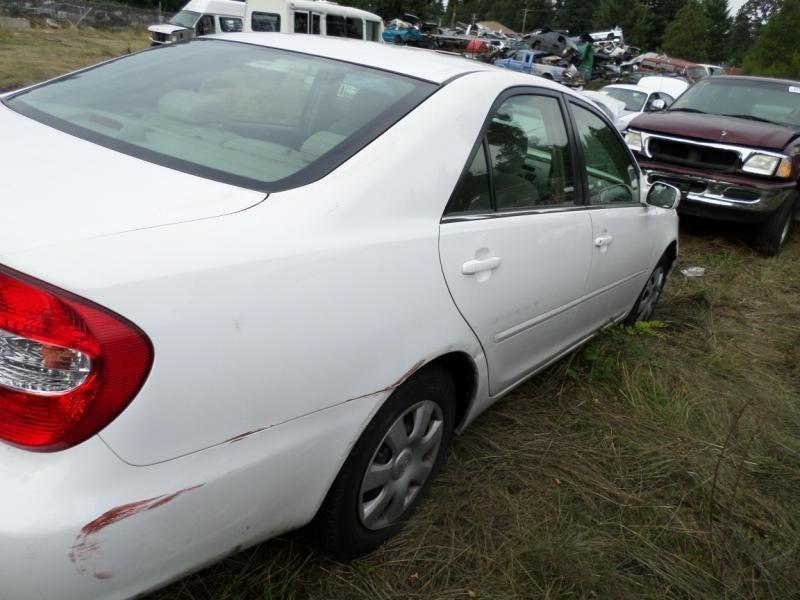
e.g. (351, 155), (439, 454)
(4, 40), (436, 192)
(669, 78), (800, 129)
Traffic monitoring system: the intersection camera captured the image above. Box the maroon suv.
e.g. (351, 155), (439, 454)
(625, 76), (800, 254)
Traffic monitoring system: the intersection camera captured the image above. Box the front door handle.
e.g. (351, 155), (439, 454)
(462, 256), (502, 275)
(594, 235), (614, 247)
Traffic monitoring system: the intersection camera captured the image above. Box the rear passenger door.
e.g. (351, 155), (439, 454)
(439, 91), (594, 395)
(567, 101), (656, 327)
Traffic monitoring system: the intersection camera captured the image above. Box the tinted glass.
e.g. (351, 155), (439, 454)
(293, 11), (309, 33)
(196, 14), (215, 35)
(312, 14), (321, 34)
(571, 104), (638, 205)
(488, 95), (575, 209)
(327, 15), (346, 37)
(346, 17), (363, 39)
(5, 41), (435, 192)
(446, 145), (491, 214)
(219, 17), (243, 32)
(669, 78), (800, 128)
(252, 12), (280, 32)
(366, 20), (379, 41)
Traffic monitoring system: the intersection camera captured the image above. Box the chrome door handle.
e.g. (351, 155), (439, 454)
(594, 235), (614, 247)
(462, 256), (502, 275)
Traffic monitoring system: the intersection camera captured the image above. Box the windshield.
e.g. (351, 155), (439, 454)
(169, 10), (200, 28)
(669, 78), (800, 128)
(602, 87), (647, 112)
(686, 66), (707, 80)
(4, 41), (436, 192)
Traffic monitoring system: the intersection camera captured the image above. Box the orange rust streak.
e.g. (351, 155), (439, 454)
(225, 426), (269, 444)
(386, 360), (425, 391)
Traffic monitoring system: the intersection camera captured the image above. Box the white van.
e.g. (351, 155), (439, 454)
(148, 0), (245, 46)
(244, 0), (384, 42)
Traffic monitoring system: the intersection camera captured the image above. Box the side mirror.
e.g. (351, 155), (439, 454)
(646, 182), (681, 209)
(649, 99), (666, 112)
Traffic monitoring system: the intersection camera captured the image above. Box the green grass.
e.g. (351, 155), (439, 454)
(0, 27), (148, 91)
(1, 29), (798, 599)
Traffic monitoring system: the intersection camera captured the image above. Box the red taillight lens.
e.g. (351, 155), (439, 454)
(0, 265), (153, 451)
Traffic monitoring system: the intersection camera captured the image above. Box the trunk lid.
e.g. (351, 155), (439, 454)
(0, 105), (265, 256)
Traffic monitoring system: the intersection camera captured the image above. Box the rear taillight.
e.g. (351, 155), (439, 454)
(0, 265), (153, 451)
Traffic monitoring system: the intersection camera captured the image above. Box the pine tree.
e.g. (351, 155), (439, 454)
(743, 0), (800, 77)
(704, 0), (731, 63)
(661, 0), (710, 61)
(727, 0), (783, 65)
(643, 0), (688, 48)
(593, 0), (649, 48)
(555, 0), (598, 34)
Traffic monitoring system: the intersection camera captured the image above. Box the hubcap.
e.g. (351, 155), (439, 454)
(636, 267), (665, 322)
(359, 400), (444, 530)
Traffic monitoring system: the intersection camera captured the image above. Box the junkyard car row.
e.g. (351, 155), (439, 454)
(0, 14), (797, 600)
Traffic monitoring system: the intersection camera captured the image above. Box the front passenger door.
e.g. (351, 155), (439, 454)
(568, 102), (659, 327)
(439, 92), (594, 395)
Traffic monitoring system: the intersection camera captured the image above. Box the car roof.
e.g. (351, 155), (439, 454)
(206, 33), (498, 84)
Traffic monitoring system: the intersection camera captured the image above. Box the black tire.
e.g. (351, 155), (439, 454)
(625, 258), (668, 325)
(753, 193), (797, 256)
(315, 365), (456, 560)
(394, 34), (403, 45)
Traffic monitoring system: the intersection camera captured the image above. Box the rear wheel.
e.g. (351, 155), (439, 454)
(753, 193), (797, 256)
(315, 365), (456, 560)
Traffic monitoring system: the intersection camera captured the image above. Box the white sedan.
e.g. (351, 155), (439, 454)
(0, 34), (679, 599)
(600, 82), (682, 129)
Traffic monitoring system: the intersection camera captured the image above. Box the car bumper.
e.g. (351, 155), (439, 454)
(0, 392), (383, 600)
(641, 162), (796, 223)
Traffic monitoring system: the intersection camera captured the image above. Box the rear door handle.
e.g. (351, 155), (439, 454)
(462, 256), (502, 275)
(594, 235), (614, 247)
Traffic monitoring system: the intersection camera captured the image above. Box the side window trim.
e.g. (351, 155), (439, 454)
(442, 86), (581, 221)
(565, 98), (643, 209)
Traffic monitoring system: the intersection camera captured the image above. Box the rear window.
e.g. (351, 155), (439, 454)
(4, 40), (436, 192)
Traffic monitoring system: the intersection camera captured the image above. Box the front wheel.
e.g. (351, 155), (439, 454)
(315, 365), (456, 560)
(625, 261), (667, 325)
(753, 193), (797, 256)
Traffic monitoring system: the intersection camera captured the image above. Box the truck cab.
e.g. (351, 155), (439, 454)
(148, 0), (244, 46)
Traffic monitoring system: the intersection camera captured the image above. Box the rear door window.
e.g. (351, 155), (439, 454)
(293, 11), (309, 33)
(346, 17), (363, 39)
(219, 17), (242, 32)
(326, 15), (346, 37)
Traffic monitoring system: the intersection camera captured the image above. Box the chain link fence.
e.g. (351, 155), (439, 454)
(0, 0), (172, 28)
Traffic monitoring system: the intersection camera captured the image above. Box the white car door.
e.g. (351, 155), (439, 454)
(567, 101), (659, 326)
(439, 92), (594, 395)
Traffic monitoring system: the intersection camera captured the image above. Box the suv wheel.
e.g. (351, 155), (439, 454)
(753, 193), (797, 256)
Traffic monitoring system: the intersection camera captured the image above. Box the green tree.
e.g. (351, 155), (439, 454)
(704, 0), (731, 63)
(661, 0), (710, 60)
(643, 0), (688, 47)
(727, 0), (782, 65)
(593, 0), (649, 48)
(555, 0), (597, 34)
(743, 0), (800, 77)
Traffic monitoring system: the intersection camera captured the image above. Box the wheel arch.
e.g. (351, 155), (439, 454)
(424, 351), (479, 431)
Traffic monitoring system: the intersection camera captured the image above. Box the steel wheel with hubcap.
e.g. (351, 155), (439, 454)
(315, 365), (456, 560)
(625, 261), (667, 325)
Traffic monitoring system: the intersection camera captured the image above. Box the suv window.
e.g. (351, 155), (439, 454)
(327, 15), (346, 37)
(294, 11), (309, 33)
(488, 95), (575, 209)
(219, 17), (242, 33)
(252, 12), (280, 32)
(346, 17), (363, 39)
(571, 103), (638, 205)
